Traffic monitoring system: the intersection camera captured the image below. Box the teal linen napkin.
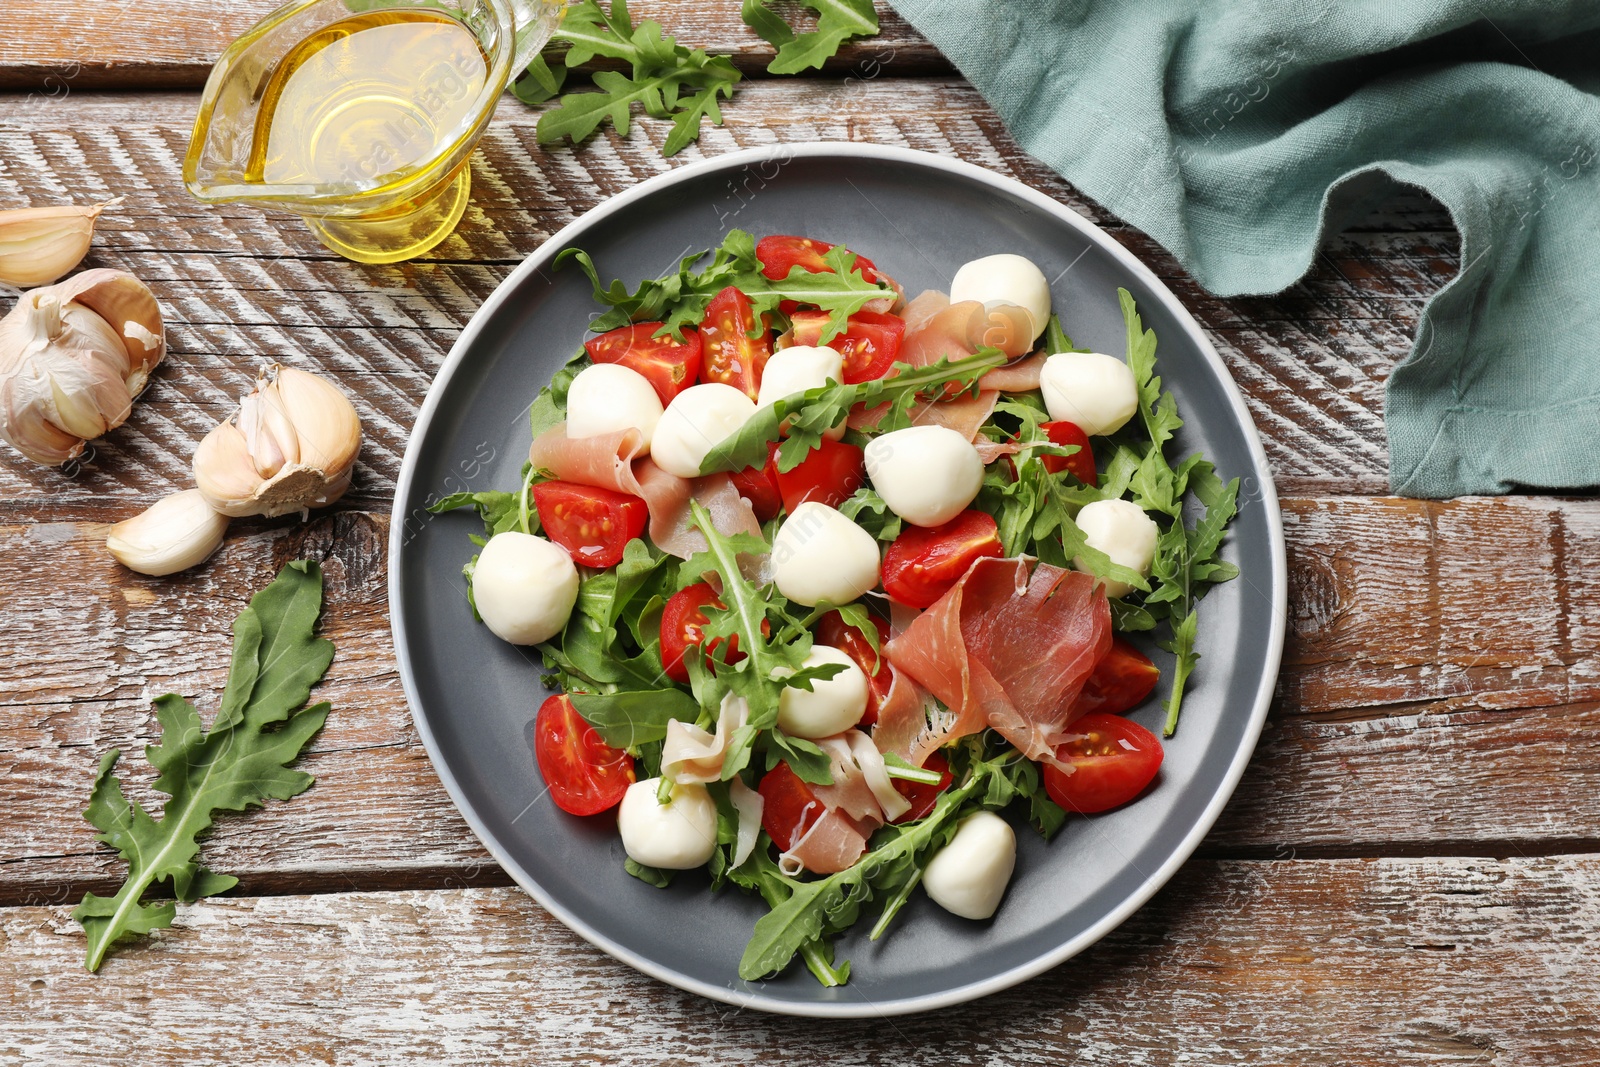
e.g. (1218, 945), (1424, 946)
(888, 0), (1600, 496)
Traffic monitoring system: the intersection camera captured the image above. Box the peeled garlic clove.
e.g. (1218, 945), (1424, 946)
(0, 199), (120, 288)
(0, 269), (165, 466)
(106, 489), (230, 576)
(194, 363), (362, 518)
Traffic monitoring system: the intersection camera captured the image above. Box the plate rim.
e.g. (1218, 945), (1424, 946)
(388, 141), (1288, 1018)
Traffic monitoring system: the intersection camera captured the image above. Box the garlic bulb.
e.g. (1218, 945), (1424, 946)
(0, 268), (166, 465)
(193, 364), (362, 518)
(0, 199), (120, 287)
(106, 489), (230, 576)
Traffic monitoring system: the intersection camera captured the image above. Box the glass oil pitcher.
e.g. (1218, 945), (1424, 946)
(185, 0), (564, 264)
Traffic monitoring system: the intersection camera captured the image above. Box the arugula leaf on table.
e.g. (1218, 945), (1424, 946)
(698, 350), (1008, 476)
(73, 561), (334, 972)
(740, 0), (879, 75)
(531, 0), (741, 157)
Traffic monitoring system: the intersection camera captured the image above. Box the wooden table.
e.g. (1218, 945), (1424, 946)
(3, 4), (1596, 1062)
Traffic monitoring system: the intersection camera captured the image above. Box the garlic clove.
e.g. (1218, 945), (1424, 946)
(276, 365), (361, 476)
(106, 489), (230, 577)
(0, 199), (120, 288)
(194, 419), (270, 516)
(50, 268), (166, 373)
(0, 370), (84, 464)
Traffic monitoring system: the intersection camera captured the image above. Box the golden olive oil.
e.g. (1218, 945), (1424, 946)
(247, 9), (490, 189)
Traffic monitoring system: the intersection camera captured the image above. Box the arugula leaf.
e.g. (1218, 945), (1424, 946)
(741, 0), (879, 75)
(73, 561), (334, 971)
(570, 689), (699, 749)
(555, 235), (760, 341)
(837, 486), (902, 542)
(742, 248), (887, 342)
(535, 0), (741, 157)
(699, 351), (1007, 475)
(625, 858), (675, 887)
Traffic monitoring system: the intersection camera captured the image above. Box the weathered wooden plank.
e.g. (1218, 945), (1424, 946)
(4, 859), (1598, 1063)
(2, 495), (1596, 901)
(0, 84), (1450, 502)
(0, 0), (943, 91)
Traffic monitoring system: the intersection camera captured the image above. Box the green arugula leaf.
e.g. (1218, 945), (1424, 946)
(570, 689), (699, 749)
(73, 561), (334, 971)
(698, 351), (1007, 476)
(625, 857), (675, 887)
(742, 0), (879, 75)
(742, 248), (888, 342)
(836, 486), (902, 542)
(555, 235), (759, 341)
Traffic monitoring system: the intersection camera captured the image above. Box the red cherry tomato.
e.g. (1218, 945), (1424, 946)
(1076, 637), (1160, 717)
(728, 463), (782, 523)
(789, 309), (906, 384)
(881, 510), (1004, 609)
(1042, 713), (1164, 814)
(530, 480), (648, 568)
(698, 286), (771, 401)
(756, 234), (879, 282)
(891, 750), (953, 823)
(769, 438), (866, 513)
(658, 582), (769, 684)
(582, 322), (702, 405)
(816, 610), (892, 727)
(1040, 420), (1096, 485)
(758, 761), (825, 851)
(533, 693), (635, 816)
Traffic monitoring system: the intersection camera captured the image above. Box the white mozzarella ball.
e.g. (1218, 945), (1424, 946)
(758, 345), (846, 440)
(923, 811), (1017, 920)
(772, 502), (881, 607)
(1074, 497), (1160, 598)
(1039, 352), (1139, 436)
(864, 424), (984, 528)
(949, 253), (1052, 340)
(617, 779), (717, 870)
(565, 363), (664, 450)
(776, 645), (868, 739)
(472, 531), (579, 645)
(652, 383), (758, 478)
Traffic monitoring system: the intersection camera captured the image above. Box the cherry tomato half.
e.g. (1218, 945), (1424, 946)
(816, 609), (893, 727)
(1076, 636), (1160, 717)
(1039, 420), (1096, 485)
(698, 286), (771, 401)
(790, 309), (907, 384)
(659, 582), (768, 684)
(729, 462), (783, 523)
(756, 234), (879, 283)
(533, 693), (635, 816)
(530, 480), (649, 568)
(583, 322), (702, 405)
(769, 438), (866, 513)
(1042, 713), (1164, 814)
(891, 750), (953, 823)
(758, 761), (825, 851)
(881, 510), (1004, 609)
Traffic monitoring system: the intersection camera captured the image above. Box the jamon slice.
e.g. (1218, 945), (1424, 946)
(881, 557), (1110, 769)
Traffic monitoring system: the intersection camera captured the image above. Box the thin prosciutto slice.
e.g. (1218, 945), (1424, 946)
(849, 290), (1036, 441)
(529, 422), (759, 558)
(778, 728), (906, 875)
(880, 557), (1111, 769)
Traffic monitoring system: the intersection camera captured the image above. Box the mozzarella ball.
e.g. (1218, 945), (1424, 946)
(1039, 352), (1138, 436)
(758, 345), (846, 440)
(949, 253), (1051, 340)
(651, 383), (758, 478)
(1074, 497), (1160, 598)
(617, 779), (717, 870)
(772, 502), (881, 607)
(776, 645), (869, 739)
(472, 531), (579, 645)
(864, 424), (984, 528)
(565, 363), (664, 450)
(923, 811), (1017, 920)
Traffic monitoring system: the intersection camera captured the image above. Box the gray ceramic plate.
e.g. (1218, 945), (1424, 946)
(389, 143), (1286, 1017)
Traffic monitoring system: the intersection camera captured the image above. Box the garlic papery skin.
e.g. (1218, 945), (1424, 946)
(194, 364), (363, 518)
(106, 489), (231, 577)
(0, 199), (120, 288)
(0, 268), (166, 465)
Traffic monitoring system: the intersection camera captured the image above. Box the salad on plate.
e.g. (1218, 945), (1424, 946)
(431, 230), (1240, 986)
